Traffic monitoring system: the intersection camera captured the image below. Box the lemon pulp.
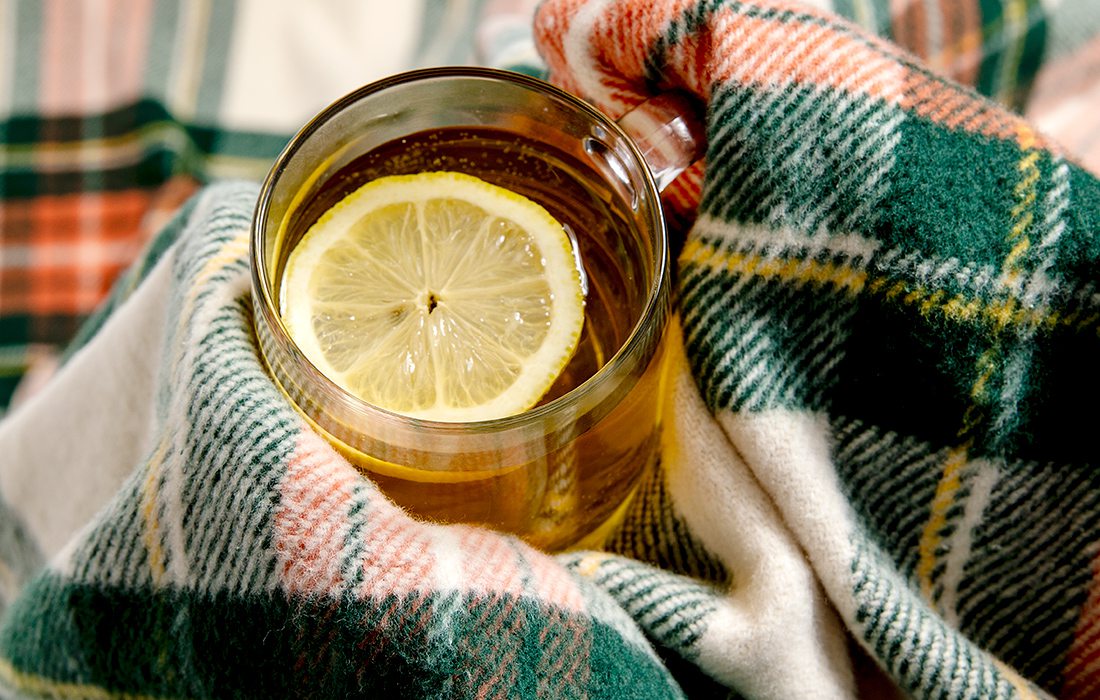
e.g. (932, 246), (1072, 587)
(281, 171), (586, 422)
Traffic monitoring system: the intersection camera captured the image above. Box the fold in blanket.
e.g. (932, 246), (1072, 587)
(1, 1), (1099, 699)
(536, 0), (1100, 697)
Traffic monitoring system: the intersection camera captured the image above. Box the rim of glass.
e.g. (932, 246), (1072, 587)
(250, 66), (669, 435)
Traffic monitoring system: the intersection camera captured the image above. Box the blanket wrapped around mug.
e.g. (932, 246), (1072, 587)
(2, 1), (1100, 698)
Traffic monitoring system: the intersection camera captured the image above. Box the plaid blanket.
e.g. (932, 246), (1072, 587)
(3, 0), (1100, 698)
(0, 0), (495, 410)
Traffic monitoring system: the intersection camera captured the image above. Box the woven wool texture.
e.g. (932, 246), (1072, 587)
(5, 0), (1094, 410)
(535, 0), (1100, 697)
(0, 184), (699, 699)
(1, 0), (1100, 698)
(0, 0), (488, 410)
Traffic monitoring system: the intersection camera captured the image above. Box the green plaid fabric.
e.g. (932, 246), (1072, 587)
(537, 0), (1100, 697)
(0, 183), (688, 699)
(2, 0), (1100, 698)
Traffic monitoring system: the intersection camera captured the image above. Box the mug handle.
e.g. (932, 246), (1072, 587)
(617, 92), (706, 191)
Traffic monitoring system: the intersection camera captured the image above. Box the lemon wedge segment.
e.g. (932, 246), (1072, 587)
(281, 171), (585, 422)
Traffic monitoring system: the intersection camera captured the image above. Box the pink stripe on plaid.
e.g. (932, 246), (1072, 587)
(40, 0), (82, 114)
(357, 503), (438, 598)
(539, 0), (1059, 159)
(449, 525), (592, 691)
(274, 432), (361, 595)
(273, 426), (590, 621)
(539, 0), (697, 114)
(40, 0), (153, 115)
(526, 546), (586, 613)
(901, 69), (1057, 152)
(534, 0), (595, 97)
(459, 528), (526, 594)
(451, 529), (530, 697)
(702, 8), (904, 103)
(535, 608), (592, 697)
(275, 431), (446, 601)
(1028, 34), (1100, 175)
(108, 0), (155, 109)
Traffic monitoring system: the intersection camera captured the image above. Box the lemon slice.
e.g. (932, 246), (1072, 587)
(281, 171), (586, 422)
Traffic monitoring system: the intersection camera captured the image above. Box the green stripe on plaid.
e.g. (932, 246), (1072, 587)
(697, 83), (1082, 265)
(414, 0), (492, 65)
(849, 537), (1046, 699)
(974, 0), (1047, 107)
(831, 0), (893, 38)
(193, 0), (240, 121)
(0, 100), (288, 195)
(604, 461), (729, 585)
(0, 497), (42, 617)
(7, 1), (42, 115)
(0, 574), (681, 699)
(0, 319), (80, 354)
(0, 345), (31, 410)
(834, 418), (1100, 691)
(699, 83), (901, 235)
(0, 380), (16, 411)
(143, 0), (182, 99)
(562, 554), (719, 660)
(682, 78), (1100, 463)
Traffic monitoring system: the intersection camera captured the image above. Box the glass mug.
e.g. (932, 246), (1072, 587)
(250, 67), (702, 551)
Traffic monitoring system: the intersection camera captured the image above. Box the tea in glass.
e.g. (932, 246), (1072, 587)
(251, 68), (674, 550)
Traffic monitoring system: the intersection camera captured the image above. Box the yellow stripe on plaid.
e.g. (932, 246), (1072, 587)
(1003, 126), (1040, 290)
(917, 124), (1043, 608)
(999, 0), (1031, 100)
(994, 657), (1043, 700)
(930, 0), (1032, 95)
(0, 658), (173, 700)
(1, 123), (196, 169)
(573, 552), (614, 578)
(0, 123), (273, 181)
(916, 349), (994, 602)
(680, 238), (1096, 335)
(137, 230), (250, 586)
(917, 443), (969, 599)
(680, 242), (869, 294)
(932, 28), (984, 76)
(190, 231), (250, 292)
(140, 438), (172, 585)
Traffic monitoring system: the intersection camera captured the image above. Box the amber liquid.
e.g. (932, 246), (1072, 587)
(277, 126), (668, 550)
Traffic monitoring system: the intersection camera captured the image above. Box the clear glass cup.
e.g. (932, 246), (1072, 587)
(250, 67), (702, 551)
